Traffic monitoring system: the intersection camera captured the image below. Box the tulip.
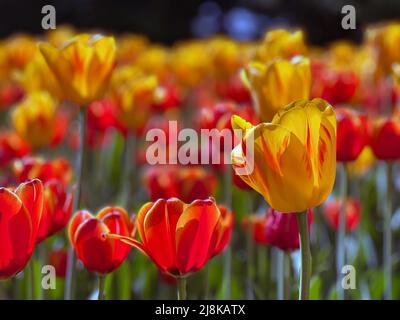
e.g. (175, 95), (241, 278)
(48, 248), (68, 278)
(69, 207), (133, 299)
(0, 179), (44, 279)
(232, 98), (336, 300)
(323, 197), (361, 232)
(336, 108), (368, 162)
(39, 34), (116, 106)
(0, 130), (30, 167)
(0, 83), (24, 109)
(144, 165), (217, 203)
(242, 56), (311, 122)
(232, 98), (336, 213)
(38, 180), (73, 242)
(11, 91), (67, 149)
(5, 34), (38, 70)
(13, 156), (72, 186)
(370, 115), (400, 160)
(256, 29), (307, 62)
(108, 197), (233, 299)
(265, 208), (312, 252)
(241, 215), (269, 245)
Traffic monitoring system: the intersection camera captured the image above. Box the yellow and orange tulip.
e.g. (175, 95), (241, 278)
(39, 34), (116, 106)
(243, 56), (311, 122)
(232, 98), (336, 213)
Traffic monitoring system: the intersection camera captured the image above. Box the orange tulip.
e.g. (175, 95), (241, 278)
(108, 198), (233, 276)
(39, 34), (116, 106)
(0, 179), (44, 279)
(69, 207), (133, 274)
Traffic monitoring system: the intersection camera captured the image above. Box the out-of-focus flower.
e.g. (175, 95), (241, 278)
(232, 98), (336, 213)
(136, 46), (170, 82)
(370, 115), (400, 160)
(207, 37), (243, 79)
(108, 198), (233, 276)
(116, 34), (149, 65)
(144, 165), (217, 203)
(39, 34), (116, 106)
(256, 29), (307, 63)
(16, 52), (62, 98)
(323, 197), (361, 232)
(11, 91), (67, 149)
(69, 207), (133, 274)
(171, 41), (211, 87)
(110, 65), (158, 131)
(336, 108), (368, 162)
(243, 56), (311, 122)
(152, 83), (182, 112)
(241, 215), (269, 245)
(215, 74), (251, 104)
(370, 23), (400, 74)
(265, 208), (312, 251)
(0, 83), (24, 109)
(311, 60), (359, 105)
(5, 34), (38, 70)
(13, 156), (72, 186)
(48, 248), (68, 278)
(0, 179), (44, 279)
(0, 131), (30, 167)
(347, 146), (376, 177)
(38, 180), (73, 242)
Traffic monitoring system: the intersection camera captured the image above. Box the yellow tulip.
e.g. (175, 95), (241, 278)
(135, 45), (170, 82)
(39, 34), (116, 106)
(12, 91), (60, 148)
(231, 98), (336, 213)
(16, 52), (62, 98)
(369, 22), (400, 74)
(46, 25), (76, 47)
(256, 29), (307, 62)
(5, 34), (38, 70)
(242, 56), (311, 122)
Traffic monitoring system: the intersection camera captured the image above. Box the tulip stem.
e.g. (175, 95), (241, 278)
(222, 165), (232, 299)
(296, 210), (311, 300)
(384, 162), (393, 300)
(98, 275), (106, 300)
(284, 252), (291, 299)
(337, 163), (348, 300)
(177, 277), (187, 300)
(65, 107), (87, 300)
(121, 131), (137, 208)
(277, 249), (285, 300)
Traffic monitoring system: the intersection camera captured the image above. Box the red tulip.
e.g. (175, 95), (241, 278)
(0, 131), (30, 167)
(370, 116), (400, 160)
(69, 207), (133, 275)
(0, 179), (44, 279)
(241, 215), (269, 245)
(144, 165), (217, 203)
(265, 208), (312, 252)
(48, 248), (68, 278)
(13, 156), (72, 186)
(37, 180), (73, 242)
(336, 108), (368, 162)
(323, 197), (361, 232)
(108, 198), (233, 276)
(152, 83), (182, 111)
(0, 83), (24, 109)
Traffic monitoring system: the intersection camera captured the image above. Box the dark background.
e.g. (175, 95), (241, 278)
(1, 0), (399, 45)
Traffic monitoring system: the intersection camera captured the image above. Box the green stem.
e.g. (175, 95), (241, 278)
(246, 223), (254, 299)
(384, 162), (393, 300)
(222, 165), (232, 299)
(277, 249), (284, 300)
(337, 163), (348, 300)
(284, 252), (291, 300)
(26, 260), (34, 300)
(296, 210), (311, 300)
(65, 108), (87, 300)
(121, 132), (137, 208)
(177, 277), (187, 300)
(98, 275), (106, 300)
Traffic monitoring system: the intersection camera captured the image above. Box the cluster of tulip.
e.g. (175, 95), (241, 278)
(0, 21), (400, 300)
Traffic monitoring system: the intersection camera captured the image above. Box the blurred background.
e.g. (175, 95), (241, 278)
(1, 0), (399, 45)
